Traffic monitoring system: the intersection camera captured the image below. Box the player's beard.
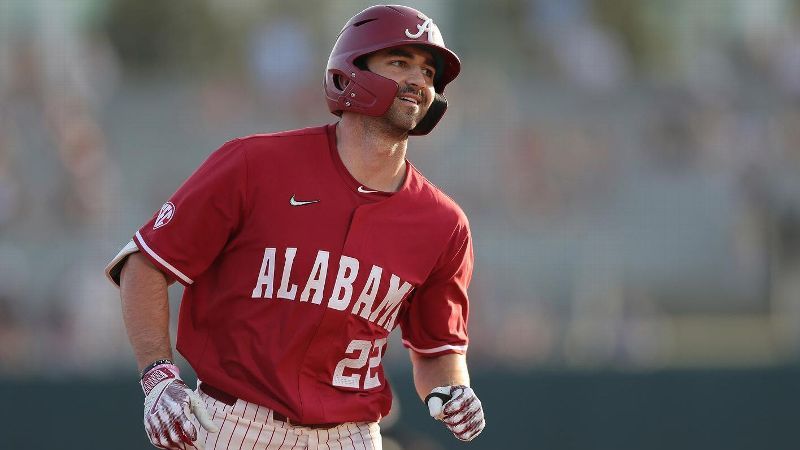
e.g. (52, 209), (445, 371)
(380, 88), (430, 135)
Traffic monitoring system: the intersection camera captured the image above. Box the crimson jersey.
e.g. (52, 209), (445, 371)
(109, 124), (473, 424)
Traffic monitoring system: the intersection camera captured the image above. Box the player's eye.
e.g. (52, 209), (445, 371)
(422, 67), (435, 78)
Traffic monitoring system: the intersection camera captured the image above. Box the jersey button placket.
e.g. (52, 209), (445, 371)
(342, 205), (371, 255)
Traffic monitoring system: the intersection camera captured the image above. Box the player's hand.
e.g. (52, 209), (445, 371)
(141, 362), (219, 449)
(425, 385), (485, 442)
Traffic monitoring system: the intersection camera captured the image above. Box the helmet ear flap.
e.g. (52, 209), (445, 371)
(332, 73), (350, 91)
(410, 93), (448, 136)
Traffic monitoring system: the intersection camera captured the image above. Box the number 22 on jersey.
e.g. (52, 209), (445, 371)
(332, 338), (388, 390)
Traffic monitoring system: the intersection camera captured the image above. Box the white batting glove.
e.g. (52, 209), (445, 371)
(425, 385), (485, 442)
(141, 362), (219, 449)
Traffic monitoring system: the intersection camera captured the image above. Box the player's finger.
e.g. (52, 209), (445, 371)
(178, 403), (199, 442)
(156, 409), (183, 447)
(146, 416), (168, 449)
(443, 398), (481, 426)
(176, 418), (197, 444)
(175, 421), (204, 450)
(152, 417), (187, 450)
(442, 399), (464, 417)
(158, 409), (190, 450)
(178, 416), (198, 441)
(442, 386), (471, 416)
(188, 389), (220, 433)
(453, 424), (481, 441)
(167, 424), (190, 450)
(150, 433), (168, 450)
(456, 417), (485, 442)
(427, 396), (445, 419)
(447, 407), (480, 431)
(187, 437), (205, 450)
(426, 386), (452, 419)
(153, 428), (171, 449)
(449, 407), (485, 441)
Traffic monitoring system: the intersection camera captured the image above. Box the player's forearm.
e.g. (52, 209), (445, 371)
(409, 350), (471, 401)
(120, 253), (174, 371)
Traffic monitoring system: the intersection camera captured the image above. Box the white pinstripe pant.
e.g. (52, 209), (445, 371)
(191, 389), (382, 450)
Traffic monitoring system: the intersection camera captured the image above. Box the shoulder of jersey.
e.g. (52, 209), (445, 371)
(238, 125), (327, 141)
(409, 163), (470, 227)
(222, 126), (327, 162)
(230, 125), (328, 151)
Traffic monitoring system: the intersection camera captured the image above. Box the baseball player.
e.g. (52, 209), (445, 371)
(105, 5), (485, 449)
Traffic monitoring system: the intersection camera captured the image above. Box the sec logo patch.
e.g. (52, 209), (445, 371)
(153, 202), (176, 229)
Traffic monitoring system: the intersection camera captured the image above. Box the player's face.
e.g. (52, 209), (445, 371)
(365, 45), (437, 132)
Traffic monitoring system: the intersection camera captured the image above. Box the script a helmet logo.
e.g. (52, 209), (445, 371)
(405, 14), (435, 41)
(153, 202), (175, 229)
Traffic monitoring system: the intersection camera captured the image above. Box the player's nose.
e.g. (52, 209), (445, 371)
(405, 66), (428, 89)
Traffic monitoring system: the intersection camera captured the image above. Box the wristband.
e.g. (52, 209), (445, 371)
(140, 359), (174, 379)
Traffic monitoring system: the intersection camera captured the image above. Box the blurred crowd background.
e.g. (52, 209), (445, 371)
(1, 0), (800, 448)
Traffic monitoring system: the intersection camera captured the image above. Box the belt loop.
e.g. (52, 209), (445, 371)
(268, 408), (283, 427)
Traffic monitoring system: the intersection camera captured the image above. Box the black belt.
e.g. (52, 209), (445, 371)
(199, 383), (342, 430)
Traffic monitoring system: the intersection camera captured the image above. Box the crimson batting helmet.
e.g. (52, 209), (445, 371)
(325, 4), (461, 135)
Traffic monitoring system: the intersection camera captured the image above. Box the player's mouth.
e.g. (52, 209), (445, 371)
(398, 93), (422, 105)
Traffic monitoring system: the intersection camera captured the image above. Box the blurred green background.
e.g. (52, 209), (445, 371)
(1, 0), (800, 449)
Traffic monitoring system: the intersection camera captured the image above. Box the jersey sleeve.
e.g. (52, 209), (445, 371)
(105, 239), (140, 286)
(399, 222), (473, 356)
(129, 139), (248, 286)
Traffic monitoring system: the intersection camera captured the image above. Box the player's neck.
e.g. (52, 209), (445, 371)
(335, 118), (408, 192)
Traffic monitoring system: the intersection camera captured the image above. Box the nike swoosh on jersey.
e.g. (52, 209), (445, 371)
(358, 186), (379, 194)
(290, 195), (320, 206)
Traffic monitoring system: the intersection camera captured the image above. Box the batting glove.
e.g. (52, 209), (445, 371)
(141, 361), (219, 449)
(425, 385), (485, 442)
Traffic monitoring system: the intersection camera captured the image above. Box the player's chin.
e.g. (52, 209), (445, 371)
(385, 115), (417, 134)
(403, 102), (431, 119)
(389, 106), (427, 131)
